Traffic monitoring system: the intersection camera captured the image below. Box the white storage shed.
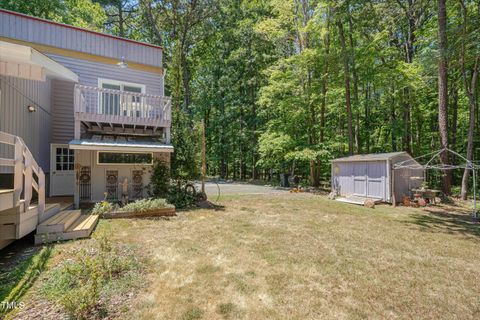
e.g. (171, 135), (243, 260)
(331, 152), (424, 203)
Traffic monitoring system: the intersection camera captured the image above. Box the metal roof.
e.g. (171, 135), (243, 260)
(0, 9), (163, 50)
(331, 152), (408, 162)
(69, 139), (174, 153)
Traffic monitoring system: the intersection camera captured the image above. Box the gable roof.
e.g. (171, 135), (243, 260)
(331, 152), (408, 162)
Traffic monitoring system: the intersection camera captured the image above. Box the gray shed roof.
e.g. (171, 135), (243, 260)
(331, 152), (408, 162)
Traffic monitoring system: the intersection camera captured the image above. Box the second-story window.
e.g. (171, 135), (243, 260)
(98, 79), (146, 117)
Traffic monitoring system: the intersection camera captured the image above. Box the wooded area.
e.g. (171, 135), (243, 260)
(2, 0), (479, 197)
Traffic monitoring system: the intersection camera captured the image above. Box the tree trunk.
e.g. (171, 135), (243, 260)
(337, 20), (354, 155)
(450, 85), (458, 165)
(391, 82), (397, 151)
(118, 2), (124, 37)
(365, 82), (370, 153)
(320, 10), (331, 143)
(461, 81), (477, 200)
(460, 31), (479, 201)
(437, 0), (451, 195)
(348, 14), (360, 153)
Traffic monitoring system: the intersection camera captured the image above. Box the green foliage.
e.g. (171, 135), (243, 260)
(148, 159), (171, 196)
(9, 0), (479, 189)
(120, 198), (174, 213)
(148, 160), (197, 208)
(257, 131), (293, 172)
(91, 201), (113, 216)
(40, 232), (142, 319)
(166, 179), (197, 209)
(0, 0), (106, 30)
(171, 115), (201, 180)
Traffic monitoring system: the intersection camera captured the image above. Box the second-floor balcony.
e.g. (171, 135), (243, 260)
(74, 84), (171, 129)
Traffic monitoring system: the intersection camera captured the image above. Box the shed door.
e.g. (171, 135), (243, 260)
(366, 161), (386, 199)
(353, 162), (367, 196)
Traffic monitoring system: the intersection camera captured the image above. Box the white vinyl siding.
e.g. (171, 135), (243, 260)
(0, 75), (52, 173)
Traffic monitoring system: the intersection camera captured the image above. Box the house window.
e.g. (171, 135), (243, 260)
(98, 79), (146, 116)
(97, 152), (153, 165)
(56, 147), (74, 171)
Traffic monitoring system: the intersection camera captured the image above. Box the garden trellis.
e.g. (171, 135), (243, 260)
(393, 148), (479, 218)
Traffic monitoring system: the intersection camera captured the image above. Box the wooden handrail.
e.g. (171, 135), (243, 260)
(0, 131), (45, 219)
(76, 84), (170, 99)
(74, 84), (172, 124)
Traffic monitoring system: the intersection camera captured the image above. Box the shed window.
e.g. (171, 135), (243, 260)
(98, 152), (153, 164)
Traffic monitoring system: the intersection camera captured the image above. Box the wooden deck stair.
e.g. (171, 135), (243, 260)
(35, 210), (99, 244)
(1, 131), (47, 250)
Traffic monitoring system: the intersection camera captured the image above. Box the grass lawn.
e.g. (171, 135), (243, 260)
(4, 193), (480, 319)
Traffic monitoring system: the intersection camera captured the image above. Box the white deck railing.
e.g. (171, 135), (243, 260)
(0, 131), (45, 221)
(74, 84), (171, 126)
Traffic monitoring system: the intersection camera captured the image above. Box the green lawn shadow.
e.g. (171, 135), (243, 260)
(0, 245), (52, 316)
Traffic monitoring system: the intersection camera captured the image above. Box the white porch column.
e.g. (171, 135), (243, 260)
(73, 149), (80, 208)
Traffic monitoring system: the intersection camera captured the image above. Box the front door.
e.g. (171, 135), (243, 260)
(50, 144), (75, 196)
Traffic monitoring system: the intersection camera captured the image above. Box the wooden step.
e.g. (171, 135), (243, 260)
(59, 202), (74, 211)
(0, 189), (14, 212)
(37, 210), (81, 234)
(35, 214), (99, 245)
(38, 203), (62, 223)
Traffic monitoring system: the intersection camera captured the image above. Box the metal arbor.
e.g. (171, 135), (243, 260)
(393, 148), (478, 218)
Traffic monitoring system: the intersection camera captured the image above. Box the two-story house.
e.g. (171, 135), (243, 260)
(0, 9), (172, 248)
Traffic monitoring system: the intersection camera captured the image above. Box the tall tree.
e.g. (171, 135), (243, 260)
(337, 18), (354, 155)
(437, 0), (451, 194)
(459, 0), (479, 200)
(95, 0), (138, 37)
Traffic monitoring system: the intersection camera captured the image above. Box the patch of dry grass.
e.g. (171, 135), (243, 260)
(103, 194), (480, 319)
(8, 193), (480, 319)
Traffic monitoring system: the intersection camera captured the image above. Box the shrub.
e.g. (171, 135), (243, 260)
(119, 198), (174, 213)
(166, 179), (197, 209)
(148, 160), (198, 209)
(40, 232), (142, 319)
(91, 201), (113, 216)
(148, 159), (170, 197)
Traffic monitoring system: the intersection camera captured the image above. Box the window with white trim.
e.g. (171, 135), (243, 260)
(55, 147), (74, 171)
(97, 152), (153, 165)
(98, 79), (146, 116)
